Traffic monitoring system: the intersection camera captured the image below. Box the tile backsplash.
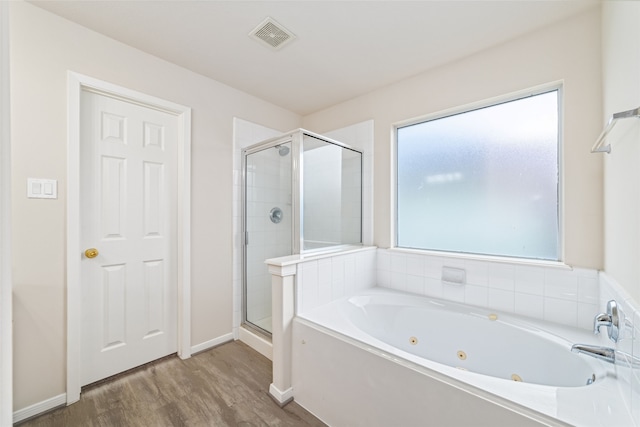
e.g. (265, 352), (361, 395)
(295, 247), (377, 314)
(291, 247), (602, 330)
(377, 249), (600, 330)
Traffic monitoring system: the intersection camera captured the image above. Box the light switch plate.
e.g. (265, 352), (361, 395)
(27, 178), (57, 199)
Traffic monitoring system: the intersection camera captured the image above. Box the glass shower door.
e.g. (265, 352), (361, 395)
(243, 142), (292, 334)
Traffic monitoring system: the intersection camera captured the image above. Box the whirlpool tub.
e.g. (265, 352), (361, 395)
(292, 288), (632, 426)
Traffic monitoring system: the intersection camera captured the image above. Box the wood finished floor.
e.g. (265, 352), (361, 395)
(17, 341), (326, 427)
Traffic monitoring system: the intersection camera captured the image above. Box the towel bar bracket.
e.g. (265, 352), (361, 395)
(591, 106), (640, 154)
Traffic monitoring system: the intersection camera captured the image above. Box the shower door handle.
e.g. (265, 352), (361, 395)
(245, 231), (249, 245)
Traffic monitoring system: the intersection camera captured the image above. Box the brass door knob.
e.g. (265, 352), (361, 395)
(85, 248), (99, 259)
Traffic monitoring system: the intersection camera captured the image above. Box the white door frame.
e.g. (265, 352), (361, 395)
(66, 72), (192, 404)
(0, 2), (12, 424)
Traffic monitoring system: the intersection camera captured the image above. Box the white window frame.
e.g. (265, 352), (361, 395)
(391, 82), (564, 264)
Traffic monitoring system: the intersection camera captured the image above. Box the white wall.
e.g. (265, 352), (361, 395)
(303, 7), (603, 270)
(10, 2), (300, 411)
(0, 2), (12, 425)
(602, 1), (640, 303)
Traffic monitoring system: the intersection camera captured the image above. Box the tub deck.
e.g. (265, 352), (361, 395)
(293, 288), (633, 427)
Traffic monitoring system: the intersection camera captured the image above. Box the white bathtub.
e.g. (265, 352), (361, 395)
(294, 288), (634, 427)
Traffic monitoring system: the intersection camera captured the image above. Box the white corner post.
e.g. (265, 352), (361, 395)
(268, 262), (296, 406)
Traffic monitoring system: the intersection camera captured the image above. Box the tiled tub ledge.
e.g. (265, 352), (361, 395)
(376, 248), (600, 331)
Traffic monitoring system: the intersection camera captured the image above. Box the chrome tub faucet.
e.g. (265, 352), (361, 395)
(571, 344), (616, 364)
(571, 300), (624, 365)
(571, 343), (640, 368)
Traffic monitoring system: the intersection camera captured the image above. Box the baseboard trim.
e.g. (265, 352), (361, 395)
(269, 383), (294, 407)
(13, 393), (66, 424)
(239, 326), (272, 360)
(190, 333), (234, 355)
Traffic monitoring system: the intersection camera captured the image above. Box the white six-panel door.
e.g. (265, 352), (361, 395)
(79, 89), (178, 385)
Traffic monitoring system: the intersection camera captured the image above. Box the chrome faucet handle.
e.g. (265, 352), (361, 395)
(593, 312), (611, 334)
(593, 300), (620, 343)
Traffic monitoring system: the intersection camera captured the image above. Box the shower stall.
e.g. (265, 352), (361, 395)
(242, 129), (363, 335)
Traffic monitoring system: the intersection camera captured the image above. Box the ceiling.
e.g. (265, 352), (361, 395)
(29, 0), (599, 116)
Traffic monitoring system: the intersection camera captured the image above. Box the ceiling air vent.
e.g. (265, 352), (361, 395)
(249, 17), (296, 50)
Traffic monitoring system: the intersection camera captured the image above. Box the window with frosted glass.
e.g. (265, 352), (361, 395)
(396, 90), (559, 260)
